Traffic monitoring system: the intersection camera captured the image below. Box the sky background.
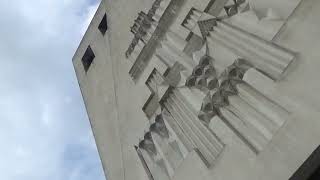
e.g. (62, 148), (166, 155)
(0, 0), (105, 179)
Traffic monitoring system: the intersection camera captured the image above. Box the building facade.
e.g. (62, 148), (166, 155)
(73, 0), (320, 179)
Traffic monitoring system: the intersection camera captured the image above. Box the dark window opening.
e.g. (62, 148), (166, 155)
(98, 14), (108, 35)
(82, 46), (95, 72)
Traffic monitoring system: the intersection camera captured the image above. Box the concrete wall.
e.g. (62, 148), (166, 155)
(99, 0), (212, 180)
(73, 0), (320, 180)
(73, 2), (125, 180)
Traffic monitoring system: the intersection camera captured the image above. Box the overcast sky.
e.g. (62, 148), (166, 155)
(0, 0), (105, 180)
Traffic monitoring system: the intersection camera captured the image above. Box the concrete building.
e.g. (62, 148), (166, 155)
(72, 0), (320, 179)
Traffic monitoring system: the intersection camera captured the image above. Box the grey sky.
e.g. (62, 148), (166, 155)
(0, 0), (105, 179)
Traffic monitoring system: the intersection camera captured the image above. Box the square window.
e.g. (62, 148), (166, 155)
(98, 14), (108, 35)
(82, 46), (95, 72)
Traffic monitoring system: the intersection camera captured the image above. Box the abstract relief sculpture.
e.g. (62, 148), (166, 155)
(193, 56), (290, 153)
(127, 0), (299, 179)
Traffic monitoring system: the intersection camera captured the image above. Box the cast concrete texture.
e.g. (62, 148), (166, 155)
(73, 0), (320, 180)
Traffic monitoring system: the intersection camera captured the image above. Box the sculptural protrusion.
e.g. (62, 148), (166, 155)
(139, 137), (157, 156)
(224, 5), (238, 17)
(195, 76), (207, 88)
(212, 90), (229, 108)
(204, 65), (216, 77)
(193, 65), (204, 76)
(219, 58), (252, 83)
(223, 0), (246, 17)
(186, 55), (217, 92)
(198, 110), (215, 126)
(150, 114), (170, 138)
(199, 55), (213, 66)
(202, 94), (214, 113)
(185, 75), (197, 87)
(207, 76), (219, 90)
(220, 79), (239, 97)
(198, 93), (218, 125)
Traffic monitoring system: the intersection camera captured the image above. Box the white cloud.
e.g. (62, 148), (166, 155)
(82, 3), (100, 35)
(0, 0), (104, 180)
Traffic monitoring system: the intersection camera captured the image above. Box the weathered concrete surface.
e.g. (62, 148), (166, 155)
(73, 0), (320, 180)
(99, 0), (210, 180)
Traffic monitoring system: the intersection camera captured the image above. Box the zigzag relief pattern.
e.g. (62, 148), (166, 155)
(186, 55), (290, 153)
(126, 0), (172, 58)
(137, 45), (225, 179)
(131, 0), (301, 178)
(143, 69), (165, 119)
(162, 88), (225, 167)
(220, 0), (303, 41)
(184, 15), (296, 81)
(137, 112), (193, 180)
(127, 0), (176, 81)
(223, 0), (247, 17)
(206, 20), (296, 81)
(176, 1), (297, 155)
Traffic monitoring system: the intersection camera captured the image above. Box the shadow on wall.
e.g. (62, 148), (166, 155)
(290, 145), (320, 180)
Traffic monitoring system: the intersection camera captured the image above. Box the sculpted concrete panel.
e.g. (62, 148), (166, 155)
(73, 0), (320, 179)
